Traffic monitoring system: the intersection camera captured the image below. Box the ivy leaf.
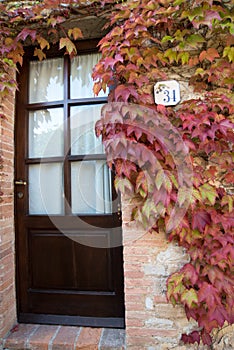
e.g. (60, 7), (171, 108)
(201, 329), (212, 346)
(114, 84), (139, 102)
(177, 51), (190, 64)
(199, 48), (219, 63)
(186, 34), (205, 48)
(182, 263), (199, 285)
(192, 210), (211, 231)
(37, 36), (50, 50)
(68, 27), (83, 40)
(17, 28), (37, 42)
(223, 46), (234, 63)
(221, 195), (233, 213)
(181, 331), (200, 345)
(33, 48), (46, 61)
(199, 183), (217, 205)
(177, 187), (188, 207)
(198, 282), (221, 308)
(181, 288), (198, 308)
(59, 37), (77, 55)
(142, 199), (157, 219)
(155, 169), (164, 190)
(114, 176), (133, 194)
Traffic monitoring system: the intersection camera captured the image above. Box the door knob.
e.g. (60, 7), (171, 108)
(15, 180), (27, 186)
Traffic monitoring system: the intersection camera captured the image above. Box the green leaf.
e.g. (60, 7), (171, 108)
(164, 175), (172, 193)
(142, 199), (156, 219)
(223, 46), (234, 63)
(164, 48), (177, 63)
(173, 0), (186, 5)
(177, 187), (188, 207)
(186, 34), (205, 48)
(139, 187), (147, 198)
(192, 188), (202, 202)
(155, 169), (164, 190)
(161, 35), (174, 43)
(181, 289), (198, 308)
(199, 183), (217, 205)
(177, 51), (190, 64)
(182, 7), (204, 22)
(169, 173), (178, 189)
(114, 177), (133, 194)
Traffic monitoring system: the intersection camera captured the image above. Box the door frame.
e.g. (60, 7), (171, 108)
(14, 39), (125, 328)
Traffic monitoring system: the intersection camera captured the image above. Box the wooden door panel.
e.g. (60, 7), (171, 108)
(29, 231), (75, 289)
(29, 230), (114, 291)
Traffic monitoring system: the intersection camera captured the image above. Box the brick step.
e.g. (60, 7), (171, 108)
(1, 324), (125, 350)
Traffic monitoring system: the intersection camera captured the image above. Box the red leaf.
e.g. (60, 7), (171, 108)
(192, 210), (211, 231)
(199, 48), (220, 63)
(17, 28), (37, 42)
(201, 329), (212, 345)
(198, 282), (221, 308)
(181, 331), (200, 345)
(114, 84), (138, 102)
(181, 264), (198, 285)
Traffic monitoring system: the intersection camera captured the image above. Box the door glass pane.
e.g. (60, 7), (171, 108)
(29, 163), (64, 215)
(71, 161), (112, 214)
(29, 58), (64, 103)
(70, 105), (104, 155)
(70, 53), (107, 99)
(29, 109), (64, 158)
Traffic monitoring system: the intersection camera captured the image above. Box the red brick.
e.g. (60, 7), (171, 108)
(29, 325), (59, 350)
(4, 324), (36, 349)
(52, 326), (80, 350)
(125, 318), (144, 327)
(124, 271), (144, 278)
(125, 303), (145, 312)
(127, 335), (155, 347)
(153, 295), (168, 303)
(75, 327), (102, 350)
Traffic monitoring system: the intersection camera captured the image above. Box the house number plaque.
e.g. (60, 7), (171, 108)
(154, 80), (180, 106)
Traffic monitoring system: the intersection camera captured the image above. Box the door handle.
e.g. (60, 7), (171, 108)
(15, 180), (27, 186)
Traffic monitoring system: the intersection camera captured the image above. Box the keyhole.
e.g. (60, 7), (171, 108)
(17, 192), (24, 199)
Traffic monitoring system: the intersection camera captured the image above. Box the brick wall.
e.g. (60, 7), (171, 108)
(0, 90), (17, 339)
(122, 194), (207, 350)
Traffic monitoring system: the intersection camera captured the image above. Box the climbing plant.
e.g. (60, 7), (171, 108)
(0, 0), (233, 346)
(93, 0), (234, 346)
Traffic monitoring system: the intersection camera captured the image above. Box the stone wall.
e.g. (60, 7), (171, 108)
(0, 90), (17, 338)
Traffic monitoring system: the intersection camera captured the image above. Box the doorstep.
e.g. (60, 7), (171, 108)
(1, 324), (126, 350)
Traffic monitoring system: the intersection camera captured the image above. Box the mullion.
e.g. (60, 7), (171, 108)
(26, 157), (65, 164)
(68, 154), (106, 161)
(63, 55), (72, 215)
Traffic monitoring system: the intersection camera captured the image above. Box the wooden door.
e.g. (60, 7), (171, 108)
(15, 48), (125, 328)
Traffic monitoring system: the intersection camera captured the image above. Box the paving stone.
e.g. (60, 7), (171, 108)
(99, 328), (125, 349)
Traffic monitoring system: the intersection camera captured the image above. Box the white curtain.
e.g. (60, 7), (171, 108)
(29, 58), (64, 103)
(70, 105), (104, 155)
(28, 54), (111, 215)
(70, 53), (107, 98)
(71, 161), (112, 214)
(70, 103), (112, 214)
